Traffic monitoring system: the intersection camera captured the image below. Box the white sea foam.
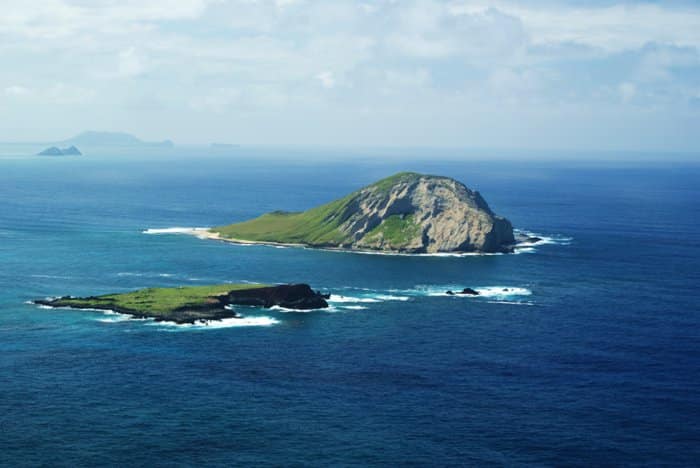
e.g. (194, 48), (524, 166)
(486, 300), (535, 306)
(143, 227), (210, 235)
(373, 294), (410, 301)
(30, 274), (73, 279)
(144, 227), (570, 257)
(269, 305), (339, 313)
(342, 305), (368, 310)
(512, 247), (536, 255)
(149, 316), (280, 329)
(347, 249), (504, 257)
(34, 303), (121, 314)
(475, 286), (532, 298)
(328, 293), (410, 304)
(95, 314), (132, 323)
(515, 230), (573, 248)
(117, 271), (195, 280)
(117, 271), (173, 278)
(390, 285), (533, 302)
(328, 294), (381, 303)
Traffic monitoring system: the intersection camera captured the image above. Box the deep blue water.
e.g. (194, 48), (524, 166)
(1, 150), (699, 466)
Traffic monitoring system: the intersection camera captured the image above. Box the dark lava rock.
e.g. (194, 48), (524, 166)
(458, 288), (479, 295)
(226, 284), (329, 310)
(33, 283), (330, 324)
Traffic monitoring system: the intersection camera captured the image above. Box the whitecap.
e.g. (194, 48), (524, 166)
(394, 285), (533, 300)
(34, 303), (119, 314)
(514, 230), (573, 248)
(269, 305), (339, 313)
(373, 294), (410, 301)
(148, 316), (279, 329)
(328, 294), (380, 303)
(328, 293), (409, 303)
(117, 271), (179, 279)
(30, 274), (73, 279)
(342, 305), (368, 310)
(474, 286), (532, 298)
(95, 315), (131, 323)
(486, 300), (535, 306)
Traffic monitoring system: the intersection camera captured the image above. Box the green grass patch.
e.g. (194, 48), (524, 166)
(368, 172), (422, 196)
(213, 193), (357, 246)
(363, 214), (421, 247)
(212, 172), (433, 247)
(55, 283), (268, 316)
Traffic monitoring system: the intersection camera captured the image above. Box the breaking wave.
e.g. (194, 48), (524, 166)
(147, 316), (280, 329)
(513, 230), (573, 254)
(143, 227), (209, 235)
(269, 305), (339, 313)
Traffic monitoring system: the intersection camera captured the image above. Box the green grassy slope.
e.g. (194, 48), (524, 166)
(211, 172), (424, 246)
(53, 283), (268, 316)
(361, 214), (421, 248)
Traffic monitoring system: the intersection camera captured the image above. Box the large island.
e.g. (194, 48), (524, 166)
(206, 172), (515, 254)
(34, 283), (329, 324)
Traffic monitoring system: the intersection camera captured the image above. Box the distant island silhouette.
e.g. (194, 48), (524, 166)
(37, 145), (82, 156)
(61, 131), (174, 148)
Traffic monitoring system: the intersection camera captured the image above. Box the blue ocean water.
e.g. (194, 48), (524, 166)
(1, 150), (699, 466)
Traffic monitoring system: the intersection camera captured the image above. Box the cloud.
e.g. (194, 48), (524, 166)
(4, 85), (32, 97)
(619, 82), (637, 102)
(316, 71), (335, 89)
(118, 47), (147, 77)
(0, 0), (698, 149)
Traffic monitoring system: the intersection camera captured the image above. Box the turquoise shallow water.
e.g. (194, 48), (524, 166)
(1, 151), (699, 465)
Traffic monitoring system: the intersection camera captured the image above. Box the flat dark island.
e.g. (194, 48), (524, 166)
(34, 283), (329, 324)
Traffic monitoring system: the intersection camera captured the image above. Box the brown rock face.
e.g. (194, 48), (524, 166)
(340, 173), (515, 253)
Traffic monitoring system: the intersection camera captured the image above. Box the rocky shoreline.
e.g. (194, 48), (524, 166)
(34, 284), (329, 324)
(160, 227), (542, 256)
(211, 172), (517, 254)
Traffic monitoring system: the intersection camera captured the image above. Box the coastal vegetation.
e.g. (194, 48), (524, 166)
(35, 283), (328, 323)
(211, 172), (515, 253)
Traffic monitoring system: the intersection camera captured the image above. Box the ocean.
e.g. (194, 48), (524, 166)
(1, 149), (698, 466)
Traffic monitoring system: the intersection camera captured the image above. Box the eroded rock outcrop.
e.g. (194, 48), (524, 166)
(213, 172), (515, 254)
(340, 173), (514, 253)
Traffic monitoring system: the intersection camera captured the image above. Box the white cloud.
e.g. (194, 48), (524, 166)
(499, 3), (700, 52)
(118, 47), (147, 77)
(619, 82), (637, 102)
(0, 0), (698, 149)
(46, 83), (95, 104)
(4, 85), (32, 97)
(316, 71), (335, 89)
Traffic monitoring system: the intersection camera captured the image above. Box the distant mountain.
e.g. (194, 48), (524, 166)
(37, 145), (82, 156)
(62, 131), (174, 148)
(61, 145), (82, 155)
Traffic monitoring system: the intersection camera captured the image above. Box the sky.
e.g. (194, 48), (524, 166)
(1, 0), (699, 152)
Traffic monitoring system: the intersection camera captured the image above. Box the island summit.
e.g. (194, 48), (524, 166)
(205, 172), (516, 254)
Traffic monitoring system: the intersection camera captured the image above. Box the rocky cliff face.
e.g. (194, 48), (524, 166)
(336, 172), (514, 253)
(225, 284), (329, 310)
